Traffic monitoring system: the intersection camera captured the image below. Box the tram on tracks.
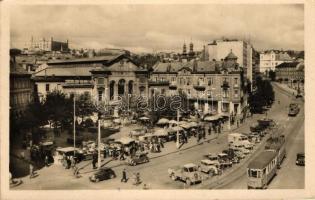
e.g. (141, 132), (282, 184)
(247, 134), (286, 189)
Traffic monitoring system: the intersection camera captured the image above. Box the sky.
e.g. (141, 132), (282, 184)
(10, 4), (304, 53)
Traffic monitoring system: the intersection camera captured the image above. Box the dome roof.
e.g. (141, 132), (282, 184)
(225, 50), (238, 60)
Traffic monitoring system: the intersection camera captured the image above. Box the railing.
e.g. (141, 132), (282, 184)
(148, 80), (170, 86)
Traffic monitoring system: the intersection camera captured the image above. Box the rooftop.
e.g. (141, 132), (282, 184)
(47, 54), (123, 65)
(275, 62), (304, 71)
(248, 151), (277, 169)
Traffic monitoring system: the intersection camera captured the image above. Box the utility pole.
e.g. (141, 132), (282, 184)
(176, 109), (180, 149)
(73, 96), (76, 158)
(98, 115), (101, 169)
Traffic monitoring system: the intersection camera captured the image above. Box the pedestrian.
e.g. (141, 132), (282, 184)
(29, 163), (34, 179)
(66, 157), (71, 169)
(119, 150), (125, 160)
(103, 148), (107, 159)
(136, 172), (141, 185)
(121, 168), (128, 183)
(208, 126), (212, 135)
(20, 151), (25, 160)
(45, 155), (49, 167)
(157, 143), (160, 152)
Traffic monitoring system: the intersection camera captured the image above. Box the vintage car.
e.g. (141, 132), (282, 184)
(126, 152), (149, 166)
(89, 167), (116, 182)
(288, 103), (300, 116)
(203, 153), (219, 161)
(296, 152), (305, 166)
(232, 148), (246, 159)
(198, 159), (220, 176)
(237, 146), (250, 155)
(217, 153), (233, 168)
(222, 149), (239, 164)
(168, 163), (202, 185)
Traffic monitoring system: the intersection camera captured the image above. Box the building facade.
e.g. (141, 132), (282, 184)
(275, 61), (304, 93)
(33, 54), (149, 104)
(207, 39), (253, 83)
(10, 57), (34, 118)
(259, 50), (293, 73)
(150, 51), (248, 117)
(28, 37), (69, 52)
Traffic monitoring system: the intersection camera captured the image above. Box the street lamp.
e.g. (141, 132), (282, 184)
(176, 109), (180, 149)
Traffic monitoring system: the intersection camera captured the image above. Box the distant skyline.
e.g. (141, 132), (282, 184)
(10, 4), (304, 53)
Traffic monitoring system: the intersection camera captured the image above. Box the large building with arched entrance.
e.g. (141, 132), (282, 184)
(33, 54), (149, 107)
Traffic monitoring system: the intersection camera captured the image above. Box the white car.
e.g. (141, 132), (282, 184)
(198, 160), (220, 176)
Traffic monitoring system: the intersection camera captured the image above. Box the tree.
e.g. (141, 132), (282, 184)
(248, 75), (275, 113)
(268, 70), (276, 81)
(75, 92), (97, 119)
(43, 90), (73, 133)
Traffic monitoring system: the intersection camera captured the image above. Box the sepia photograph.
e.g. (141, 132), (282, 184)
(1, 0), (314, 199)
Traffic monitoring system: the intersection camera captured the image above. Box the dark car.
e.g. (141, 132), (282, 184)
(126, 152), (149, 166)
(296, 153), (305, 166)
(89, 168), (116, 182)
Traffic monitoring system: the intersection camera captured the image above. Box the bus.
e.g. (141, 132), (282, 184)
(247, 151), (278, 189)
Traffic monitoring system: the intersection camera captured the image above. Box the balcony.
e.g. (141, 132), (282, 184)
(148, 80), (170, 86)
(193, 83), (206, 91)
(63, 81), (93, 89)
(169, 81), (177, 90)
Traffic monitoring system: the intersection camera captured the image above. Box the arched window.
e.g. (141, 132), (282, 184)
(118, 79), (126, 96)
(128, 80), (133, 94)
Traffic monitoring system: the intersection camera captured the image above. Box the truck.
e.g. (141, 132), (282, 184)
(168, 163), (202, 185)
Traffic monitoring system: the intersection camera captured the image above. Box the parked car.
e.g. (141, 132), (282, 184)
(203, 153), (218, 161)
(198, 159), (220, 176)
(296, 152), (305, 166)
(288, 103), (300, 116)
(232, 148), (246, 159)
(222, 149), (240, 163)
(217, 153), (233, 168)
(168, 163), (202, 185)
(126, 152), (149, 166)
(89, 167), (116, 182)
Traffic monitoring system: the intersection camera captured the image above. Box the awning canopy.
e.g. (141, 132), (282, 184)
(168, 126), (184, 132)
(115, 137), (135, 145)
(157, 118), (170, 125)
(169, 120), (178, 124)
(154, 129), (168, 136)
(204, 115), (221, 121)
(139, 116), (150, 121)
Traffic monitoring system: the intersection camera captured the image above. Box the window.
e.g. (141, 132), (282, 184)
(223, 90), (229, 98)
(161, 89), (165, 94)
(45, 84), (50, 92)
(187, 78), (190, 85)
(98, 90), (103, 101)
(208, 78), (213, 86)
(234, 78), (238, 85)
(234, 90), (238, 97)
(97, 78), (104, 85)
